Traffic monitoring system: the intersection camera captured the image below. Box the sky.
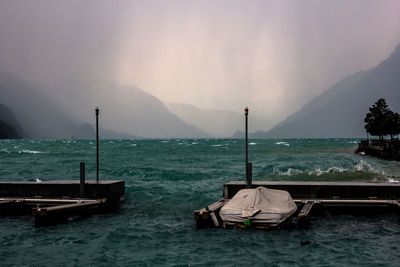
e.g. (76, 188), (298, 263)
(1, 0), (400, 124)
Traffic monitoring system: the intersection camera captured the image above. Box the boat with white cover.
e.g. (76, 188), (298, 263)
(219, 186), (297, 227)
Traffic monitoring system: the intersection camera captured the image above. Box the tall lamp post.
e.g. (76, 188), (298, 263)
(95, 107), (99, 183)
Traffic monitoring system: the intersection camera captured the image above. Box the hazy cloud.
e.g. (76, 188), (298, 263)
(1, 0), (400, 125)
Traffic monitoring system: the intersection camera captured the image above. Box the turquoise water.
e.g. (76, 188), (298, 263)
(1, 139), (400, 266)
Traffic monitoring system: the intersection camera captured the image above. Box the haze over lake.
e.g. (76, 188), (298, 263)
(1, 0), (400, 139)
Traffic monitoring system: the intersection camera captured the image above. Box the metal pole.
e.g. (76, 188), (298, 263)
(245, 107), (248, 174)
(80, 162), (85, 197)
(245, 107), (253, 188)
(95, 107), (99, 183)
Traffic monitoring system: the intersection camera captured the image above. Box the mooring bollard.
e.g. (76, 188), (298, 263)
(244, 107), (252, 189)
(80, 162), (85, 197)
(246, 162), (252, 188)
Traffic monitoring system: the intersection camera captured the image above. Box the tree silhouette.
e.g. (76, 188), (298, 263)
(364, 98), (400, 140)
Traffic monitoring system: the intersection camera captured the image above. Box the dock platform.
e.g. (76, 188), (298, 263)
(195, 181), (400, 228)
(0, 180), (124, 227)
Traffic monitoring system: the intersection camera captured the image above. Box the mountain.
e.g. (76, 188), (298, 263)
(99, 127), (141, 139)
(167, 103), (272, 138)
(257, 44), (400, 138)
(0, 73), (210, 139)
(0, 104), (23, 139)
(95, 86), (212, 139)
(72, 124), (141, 139)
(46, 79), (212, 139)
(0, 73), (98, 139)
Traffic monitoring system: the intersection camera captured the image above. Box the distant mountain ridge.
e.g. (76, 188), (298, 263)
(167, 103), (272, 138)
(0, 73), (210, 139)
(0, 103), (23, 139)
(0, 73), (97, 139)
(252, 44), (400, 138)
(96, 85), (211, 139)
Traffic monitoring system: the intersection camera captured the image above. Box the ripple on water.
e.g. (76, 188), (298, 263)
(0, 139), (399, 265)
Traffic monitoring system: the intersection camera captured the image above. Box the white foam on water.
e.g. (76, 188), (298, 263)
(273, 160), (385, 177)
(353, 160), (385, 175)
(309, 167), (347, 176)
(19, 149), (44, 154)
(211, 144), (222, 147)
(0, 149), (9, 153)
(275, 142), (289, 146)
(249, 142), (257, 145)
(273, 168), (302, 176)
(274, 167), (347, 176)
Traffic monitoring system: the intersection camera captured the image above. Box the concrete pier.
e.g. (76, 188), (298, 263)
(223, 181), (400, 200)
(0, 180), (124, 227)
(195, 181), (400, 229)
(0, 180), (124, 201)
(356, 140), (400, 160)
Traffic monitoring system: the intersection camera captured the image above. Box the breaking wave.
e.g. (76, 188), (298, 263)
(275, 141), (290, 146)
(19, 149), (44, 154)
(272, 160), (386, 178)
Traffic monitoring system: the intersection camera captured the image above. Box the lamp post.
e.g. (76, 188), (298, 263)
(245, 107), (248, 173)
(95, 107), (99, 183)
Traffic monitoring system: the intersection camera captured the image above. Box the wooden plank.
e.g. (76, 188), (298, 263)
(32, 199), (107, 216)
(297, 201), (315, 219)
(23, 198), (99, 204)
(294, 199), (400, 205)
(392, 200), (400, 208)
(0, 197), (99, 204)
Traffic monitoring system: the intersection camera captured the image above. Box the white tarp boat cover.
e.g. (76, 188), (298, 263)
(219, 186), (297, 226)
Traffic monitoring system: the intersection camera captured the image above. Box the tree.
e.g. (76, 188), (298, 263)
(364, 98), (400, 140)
(364, 98), (390, 140)
(384, 111), (400, 140)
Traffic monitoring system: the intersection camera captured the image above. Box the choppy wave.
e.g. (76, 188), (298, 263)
(18, 149), (44, 154)
(1, 139), (400, 266)
(272, 160), (386, 178)
(275, 141), (290, 146)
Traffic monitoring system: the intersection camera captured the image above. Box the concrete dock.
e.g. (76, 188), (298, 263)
(0, 180), (124, 227)
(223, 181), (400, 199)
(195, 181), (400, 228)
(0, 180), (124, 200)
